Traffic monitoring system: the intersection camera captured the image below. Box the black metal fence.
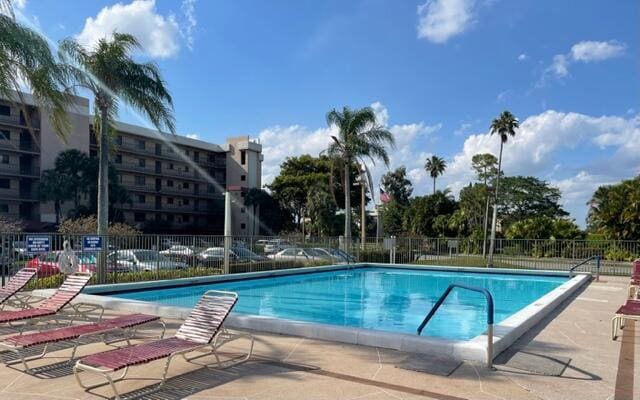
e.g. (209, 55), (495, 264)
(0, 233), (637, 289)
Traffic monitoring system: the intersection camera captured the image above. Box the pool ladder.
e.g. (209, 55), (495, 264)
(417, 284), (495, 369)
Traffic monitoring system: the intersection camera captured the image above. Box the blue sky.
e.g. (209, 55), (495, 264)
(14, 0), (640, 226)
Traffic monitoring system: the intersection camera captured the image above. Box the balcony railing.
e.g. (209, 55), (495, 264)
(0, 114), (40, 129)
(0, 164), (39, 177)
(0, 139), (38, 153)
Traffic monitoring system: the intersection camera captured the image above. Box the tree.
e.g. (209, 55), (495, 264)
(498, 176), (567, 227)
(306, 184), (338, 236)
(326, 106), (394, 245)
(487, 110), (519, 266)
(452, 183), (488, 237)
(505, 217), (582, 240)
(54, 149), (91, 209)
(381, 200), (405, 236)
(0, 0), (70, 138)
(381, 166), (413, 206)
(471, 153), (499, 256)
(38, 170), (72, 224)
(58, 215), (140, 236)
(59, 34), (175, 245)
(404, 191), (457, 236)
(587, 177), (640, 240)
(425, 155), (446, 194)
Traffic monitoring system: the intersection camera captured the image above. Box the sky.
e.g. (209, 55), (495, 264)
(13, 0), (640, 227)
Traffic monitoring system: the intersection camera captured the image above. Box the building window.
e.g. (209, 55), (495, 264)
(167, 197), (174, 205)
(137, 195), (145, 203)
(116, 135), (122, 145)
(0, 105), (10, 116)
(240, 150), (246, 165)
(137, 139), (145, 150)
(184, 166), (189, 172)
(240, 223), (246, 230)
(138, 158), (145, 168)
(240, 175), (246, 181)
(183, 198), (189, 206)
(182, 182), (189, 189)
(0, 203), (8, 213)
(240, 207), (245, 214)
(0, 154), (8, 164)
(115, 154), (122, 164)
(0, 130), (10, 140)
(194, 151), (199, 162)
(168, 163), (174, 170)
(240, 192), (246, 198)
(0, 179), (9, 189)
(134, 212), (145, 222)
(135, 176), (145, 185)
(167, 180), (174, 187)
(167, 214), (174, 222)
(183, 215), (190, 223)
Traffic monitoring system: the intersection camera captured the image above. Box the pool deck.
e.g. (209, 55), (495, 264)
(0, 275), (637, 400)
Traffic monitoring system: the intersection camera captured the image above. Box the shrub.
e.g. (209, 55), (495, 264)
(58, 215), (140, 236)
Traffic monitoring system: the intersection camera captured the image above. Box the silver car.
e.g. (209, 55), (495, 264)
(108, 249), (187, 271)
(267, 247), (332, 261)
(264, 239), (293, 255)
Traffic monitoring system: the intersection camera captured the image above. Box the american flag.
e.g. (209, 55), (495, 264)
(379, 188), (391, 203)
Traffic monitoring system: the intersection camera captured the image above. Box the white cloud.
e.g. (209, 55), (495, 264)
(76, 0), (180, 59)
(417, 0), (475, 43)
(258, 103), (441, 201)
(496, 90), (510, 102)
(570, 40), (626, 62)
(13, 0), (27, 10)
(542, 40), (626, 83)
(517, 53), (528, 61)
(180, 0), (197, 51)
(185, 133), (199, 139)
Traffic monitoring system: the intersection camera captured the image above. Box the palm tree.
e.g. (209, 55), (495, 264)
(487, 110), (519, 267)
(326, 106), (394, 247)
(0, 0), (70, 137)
(54, 149), (90, 209)
(38, 170), (72, 224)
(59, 33), (174, 282)
(58, 34), (174, 231)
(425, 155), (446, 194)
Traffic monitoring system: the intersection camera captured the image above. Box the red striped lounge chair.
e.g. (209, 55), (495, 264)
(74, 290), (254, 400)
(0, 313), (164, 373)
(0, 268), (37, 310)
(611, 299), (640, 340)
(0, 272), (93, 331)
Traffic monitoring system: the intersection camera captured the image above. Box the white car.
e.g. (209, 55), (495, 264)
(108, 249), (187, 271)
(312, 248), (355, 263)
(264, 239), (293, 255)
(267, 248), (332, 261)
(159, 245), (196, 257)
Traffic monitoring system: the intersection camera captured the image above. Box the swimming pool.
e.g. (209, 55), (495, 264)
(108, 266), (567, 341)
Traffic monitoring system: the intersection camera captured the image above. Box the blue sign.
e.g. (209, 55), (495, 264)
(26, 235), (50, 254)
(82, 236), (103, 251)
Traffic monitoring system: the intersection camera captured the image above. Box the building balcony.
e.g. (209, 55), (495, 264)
(0, 164), (39, 177)
(0, 139), (39, 153)
(0, 114), (40, 130)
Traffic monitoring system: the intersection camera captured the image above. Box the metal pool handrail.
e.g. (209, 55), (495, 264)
(417, 284), (495, 369)
(569, 255), (601, 281)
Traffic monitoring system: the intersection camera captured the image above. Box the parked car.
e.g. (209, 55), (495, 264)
(198, 247), (267, 264)
(159, 245), (197, 263)
(108, 250), (187, 271)
(26, 251), (120, 277)
(312, 248), (355, 263)
(264, 239), (293, 255)
(267, 247), (332, 261)
(12, 241), (28, 258)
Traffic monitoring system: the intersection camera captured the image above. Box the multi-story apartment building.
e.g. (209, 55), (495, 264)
(0, 93), (262, 234)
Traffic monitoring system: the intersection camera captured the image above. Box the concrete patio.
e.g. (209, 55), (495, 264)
(0, 275), (637, 400)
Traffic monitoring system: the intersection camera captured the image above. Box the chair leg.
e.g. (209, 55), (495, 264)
(74, 364), (129, 400)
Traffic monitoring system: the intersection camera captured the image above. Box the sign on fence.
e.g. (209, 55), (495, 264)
(82, 236), (103, 251)
(26, 235), (50, 255)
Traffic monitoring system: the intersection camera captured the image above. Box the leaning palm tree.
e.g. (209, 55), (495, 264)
(425, 155), (446, 194)
(0, 0), (70, 137)
(487, 110), (519, 267)
(326, 106), (394, 247)
(59, 33), (174, 281)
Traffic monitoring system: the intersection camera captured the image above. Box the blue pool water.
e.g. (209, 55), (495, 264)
(110, 267), (568, 340)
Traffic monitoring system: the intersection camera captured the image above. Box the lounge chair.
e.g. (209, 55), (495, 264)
(0, 313), (164, 373)
(632, 260), (640, 279)
(74, 290), (254, 400)
(0, 272), (94, 331)
(0, 268), (37, 310)
(611, 299), (640, 340)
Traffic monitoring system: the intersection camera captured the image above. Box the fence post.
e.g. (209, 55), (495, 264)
(596, 255), (600, 282)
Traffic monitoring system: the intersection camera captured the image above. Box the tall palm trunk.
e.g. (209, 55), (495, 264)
(487, 141), (504, 267)
(54, 201), (60, 224)
(433, 177), (436, 194)
(482, 170), (490, 258)
(96, 105), (109, 282)
(344, 160), (351, 249)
